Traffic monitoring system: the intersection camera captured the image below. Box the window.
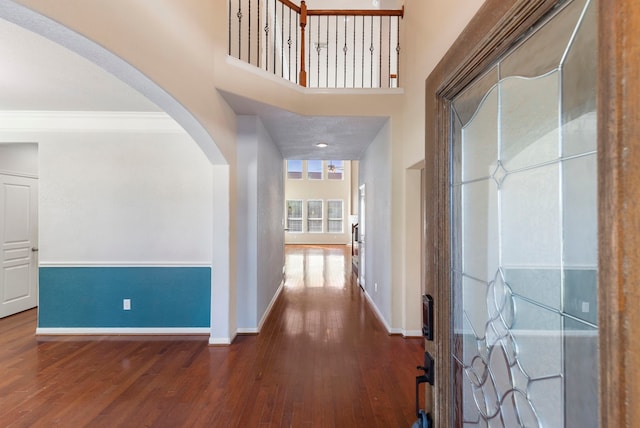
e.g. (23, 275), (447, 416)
(287, 160), (302, 179)
(307, 200), (323, 233)
(307, 160), (323, 180)
(286, 200), (303, 232)
(327, 200), (343, 233)
(327, 160), (344, 180)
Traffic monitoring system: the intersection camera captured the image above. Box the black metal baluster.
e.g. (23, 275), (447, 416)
(396, 17), (400, 87)
(352, 15), (356, 88)
(333, 15), (338, 88)
(379, 16), (382, 88)
(265, 0), (269, 72)
(281, 1), (284, 78)
(361, 16), (364, 87)
(273, 0), (277, 76)
(237, 1), (242, 60)
(248, 0), (251, 64)
(288, 7), (292, 82)
(317, 17), (321, 88)
(308, 17), (312, 86)
(228, 0), (232, 55)
(326, 15), (329, 88)
(343, 15), (347, 88)
(296, 12), (299, 84)
(388, 16), (392, 88)
(305, 16), (313, 86)
(370, 16), (374, 88)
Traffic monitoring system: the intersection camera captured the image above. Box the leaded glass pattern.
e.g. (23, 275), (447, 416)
(450, 0), (598, 426)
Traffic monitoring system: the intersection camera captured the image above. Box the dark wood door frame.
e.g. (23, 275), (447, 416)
(424, 0), (639, 426)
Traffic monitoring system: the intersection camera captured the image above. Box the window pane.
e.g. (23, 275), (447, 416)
(287, 200), (302, 232)
(288, 219), (302, 232)
(308, 200), (323, 233)
(327, 160), (344, 180)
(328, 220), (343, 233)
(288, 200), (302, 217)
(308, 220), (323, 233)
(327, 200), (343, 233)
(307, 160), (323, 180)
(308, 200), (323, 218)
(287, 160), (302, 179)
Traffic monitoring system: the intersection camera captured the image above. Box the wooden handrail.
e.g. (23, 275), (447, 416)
(277, 0), (301, 14)
(308, 7), (404, 18)
(277, 0), (404, 18)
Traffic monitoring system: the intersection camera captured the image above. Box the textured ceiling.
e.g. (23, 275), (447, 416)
(0, 16), (159, 112)
(220, 90), (387, 160)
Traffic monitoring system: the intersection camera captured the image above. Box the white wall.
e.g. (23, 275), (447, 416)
(400, 0), (486, 167)
(0, 143), (38, 175)
(236, 116), (284, 331)
(359, 120), (392, 325)
(36, 131), (213, 265)
(236, 116), (259, 328)
(256, 118), (285, 325)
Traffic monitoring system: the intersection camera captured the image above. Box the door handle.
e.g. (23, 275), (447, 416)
(31, 247), (39, 252)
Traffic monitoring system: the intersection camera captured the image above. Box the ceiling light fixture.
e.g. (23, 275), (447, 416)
(316, 142), (328, 148)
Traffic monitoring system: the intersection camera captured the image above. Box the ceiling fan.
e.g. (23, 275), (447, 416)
(327, 161), (344, 172)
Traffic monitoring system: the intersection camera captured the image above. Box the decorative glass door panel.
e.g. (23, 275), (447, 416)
(450, 0), (597, 426)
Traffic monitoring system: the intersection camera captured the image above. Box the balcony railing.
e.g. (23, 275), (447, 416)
(228, 0), (403, 88)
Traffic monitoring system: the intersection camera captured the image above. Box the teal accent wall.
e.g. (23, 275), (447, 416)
(39, 267), (211, 328)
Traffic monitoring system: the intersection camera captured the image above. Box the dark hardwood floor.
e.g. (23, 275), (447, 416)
(0, 245), (424, 427)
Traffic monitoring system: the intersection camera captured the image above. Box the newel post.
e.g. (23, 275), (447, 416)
(299, 0), (308, 87)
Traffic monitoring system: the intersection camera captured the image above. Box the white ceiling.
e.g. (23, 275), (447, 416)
(0, 15), (385, 160)
(220, 91), (387, 160)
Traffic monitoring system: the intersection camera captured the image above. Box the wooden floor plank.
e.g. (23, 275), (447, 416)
(0, 245), (423, 427)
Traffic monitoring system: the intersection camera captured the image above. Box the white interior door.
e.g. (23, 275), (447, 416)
(0, 173), (38, 318)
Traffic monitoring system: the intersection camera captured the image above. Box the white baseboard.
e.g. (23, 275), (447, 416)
(361, 291), (423, 338)
(363, 290), (393, 334)
(208, 336), (233, 345)
(233, 280), (284, 336)
(36, 327), (210, 335)
(258, 280), (284, 331)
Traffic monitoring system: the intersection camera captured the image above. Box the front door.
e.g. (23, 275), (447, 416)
(449, 0), (597, 426)
(0, 173), (38, 318)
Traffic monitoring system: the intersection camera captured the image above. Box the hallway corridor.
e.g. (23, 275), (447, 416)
(0, 245), (424, 427)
